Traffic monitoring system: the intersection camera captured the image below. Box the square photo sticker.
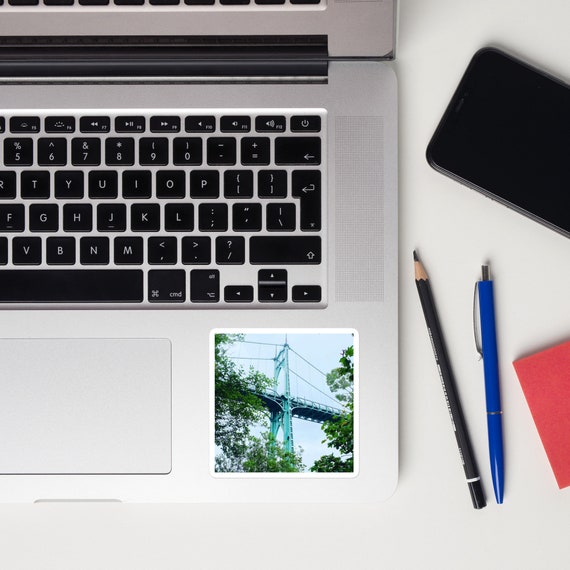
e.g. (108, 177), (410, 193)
(211, 330), (358, 477)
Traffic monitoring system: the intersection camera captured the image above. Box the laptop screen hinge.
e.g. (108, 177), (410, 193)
(0, 36), (328, 82)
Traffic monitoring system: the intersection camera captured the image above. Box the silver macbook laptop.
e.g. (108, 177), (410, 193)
(0, 0), (398, 502)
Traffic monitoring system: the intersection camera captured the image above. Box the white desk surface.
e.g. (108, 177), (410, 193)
(2, 1), (570, 568)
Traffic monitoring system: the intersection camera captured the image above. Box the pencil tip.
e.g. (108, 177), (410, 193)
(413, 250), (419, 261)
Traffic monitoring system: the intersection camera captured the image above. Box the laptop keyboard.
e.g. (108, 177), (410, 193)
(0, 109), (326, 307)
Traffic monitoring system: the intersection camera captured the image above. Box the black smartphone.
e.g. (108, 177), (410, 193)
(427, 48), (570, 237)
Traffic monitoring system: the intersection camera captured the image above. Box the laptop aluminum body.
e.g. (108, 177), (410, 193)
(0, 1), (398, 502)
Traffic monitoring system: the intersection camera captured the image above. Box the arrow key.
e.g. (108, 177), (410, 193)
(292, 285), (322, 303)
(224, 285), (254, 303)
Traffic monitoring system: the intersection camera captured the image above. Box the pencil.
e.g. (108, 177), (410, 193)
(413, 250), (486, 509)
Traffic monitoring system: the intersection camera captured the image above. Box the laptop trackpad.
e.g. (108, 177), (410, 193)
(0, 338), (171, 474)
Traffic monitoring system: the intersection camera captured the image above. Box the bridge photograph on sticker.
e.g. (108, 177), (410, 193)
(213, 330), (357, 475)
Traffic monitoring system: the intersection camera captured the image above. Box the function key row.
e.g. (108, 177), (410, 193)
(0, 115), (321, 135)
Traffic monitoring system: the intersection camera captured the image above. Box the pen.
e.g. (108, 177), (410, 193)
(476, 264), (505, 504)
(413, 251), (486, 509)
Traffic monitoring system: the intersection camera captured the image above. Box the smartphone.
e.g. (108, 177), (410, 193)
(427, 48), (570, 237)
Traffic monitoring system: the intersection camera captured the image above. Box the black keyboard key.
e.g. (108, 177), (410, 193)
(122, 171), (152, 199)
(258, 269), (287, 286)
(115, 116), (145, 133)
(45, 116), (75, 133)
(185, 116), (215, 132)
(4, 138), (33, 167)
(182, 236), (211, 264)
(165, 203), (194, 232)
(258, 170), (287, 198)
(220, 0), (249, 4)
(173, 137), (202, 165)
(80, 116), (110, 133)
(114, 0), (144, 4)
(255, 115), (286, 133)
(266, 203), (296, 231)
(220, 116), (251, 133)
(30, 204), (59, 232)
(38, 138), (67, 166)
(0, 172), (16, 199)
(131, 203), (160, 232)
(10, 116), (40, 133)
(139, 138), (169, 166)
(46, 237), (76, 265)
(0, 270), (143, 303)
(21, 171), (50, 199)
(241, 137), (270, 165)
(0, 205), (25, 232)
(12, 238), (42, 265)
(150, 116), (181, 132)
(216, 236), (245, 264)
(0, 118), (5, 134)
(207, 137), (236, 166)
(233, 203), (262, 231)
(292, 285), (322, 302)
(290, 115), (321, 132)
(8, 0), (39, 4)
(190, 170), (219, 199)
(148, 237), (178, 265)
(80, 237), (110, 265)
(148, 270), (186, 302)
(275, 137), (321, 165)
(292, 170), (321, 230)
(156, 170), (186, 199)
(250, 236), (321, 264)
(224, 170), (253, 198)
(0, 238), (7, 266)
(258, 269), (287, 302)
(224, 285), (254, 303)
(63, 204), (93, 232)
(105, 138), (135, 166)
(190, 269), (219, 302)
(114, 237), (144, 265)
(89, 171), (118, 199)
(79, 0), (110, 3)
(72, 138), (101, 166)
(198, 203), (228, 232)
(55, 171), (84, 199)
(97, 204), (127, 232)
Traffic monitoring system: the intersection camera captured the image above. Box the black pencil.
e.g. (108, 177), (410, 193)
(413, 251), (486, 509)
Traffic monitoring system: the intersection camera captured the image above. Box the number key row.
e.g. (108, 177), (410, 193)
(2, 136), (321, 167)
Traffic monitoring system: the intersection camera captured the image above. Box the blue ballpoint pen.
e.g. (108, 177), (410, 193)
(476, 264), (505, 504)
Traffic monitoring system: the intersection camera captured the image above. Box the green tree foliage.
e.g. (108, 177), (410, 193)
(310, 345), (354, 473)
(214, 334), (273, 472)
(242, 432), (305, 473)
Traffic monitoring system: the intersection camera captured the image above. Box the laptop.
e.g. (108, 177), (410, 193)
(0, 0), (398, 502)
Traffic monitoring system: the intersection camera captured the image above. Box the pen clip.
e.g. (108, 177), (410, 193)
(473, 282), (483, 359)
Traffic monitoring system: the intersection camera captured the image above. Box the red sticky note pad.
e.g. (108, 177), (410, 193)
(513, 340), (570, 489)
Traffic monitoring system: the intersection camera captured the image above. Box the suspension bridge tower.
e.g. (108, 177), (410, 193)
(270, 342), (295, 453)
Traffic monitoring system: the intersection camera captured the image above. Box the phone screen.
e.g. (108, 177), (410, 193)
(427, 48), (570, 236)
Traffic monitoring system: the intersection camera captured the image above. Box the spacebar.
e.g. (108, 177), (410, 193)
(0, 270), (144, 303)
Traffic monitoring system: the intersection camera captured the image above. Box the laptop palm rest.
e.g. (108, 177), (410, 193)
(0, 338), (171, 475)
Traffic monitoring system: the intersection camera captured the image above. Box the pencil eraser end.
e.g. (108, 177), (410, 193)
(468, 480), (486, 509)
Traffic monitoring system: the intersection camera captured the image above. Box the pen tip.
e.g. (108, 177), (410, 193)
(413, 250), (419, 262)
